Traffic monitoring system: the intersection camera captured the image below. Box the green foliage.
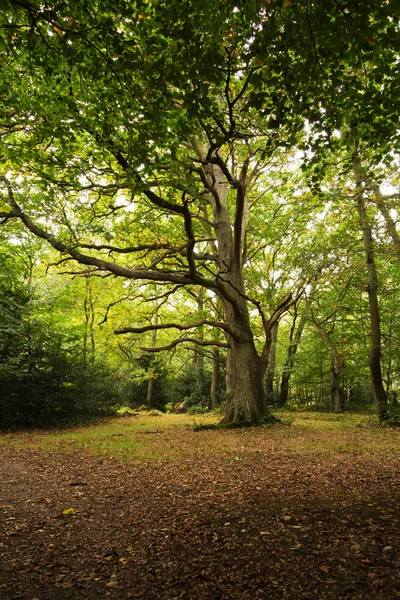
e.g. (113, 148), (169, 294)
(0, 242), (123, 428)
(170, 363), (213, 409)
(187, 405), (211, 415)
(0, 325), (121, 428)
(385, 393), (400, 426)
(120, 355), (172, 411)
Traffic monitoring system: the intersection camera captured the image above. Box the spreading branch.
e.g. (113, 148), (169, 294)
(0, 177), (241, 309)
(140, 337), (229, 353)
(114, 319), (234, 336)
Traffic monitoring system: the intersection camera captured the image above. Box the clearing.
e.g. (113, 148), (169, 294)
(0, 412), (399, 599)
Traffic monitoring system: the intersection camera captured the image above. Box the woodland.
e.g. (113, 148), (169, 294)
(0, 0), (399, 428)
(1, 4), (400, 599)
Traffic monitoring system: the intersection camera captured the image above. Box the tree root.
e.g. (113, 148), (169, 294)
(193, 413), (281, 431)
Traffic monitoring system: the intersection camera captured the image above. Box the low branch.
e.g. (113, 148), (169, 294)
(114, 319), (233, 336)
(0, 209), (20, 224)
(79, 237), (218, 256)
(113, 151), (186, 216)
(0, 182), (209, 284)
(0, 177), (241, 310)
(140, 337), (229, 353)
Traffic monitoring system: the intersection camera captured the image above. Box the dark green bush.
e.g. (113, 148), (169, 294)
(0, 330), (121, 428)
(169, 362), (213, 409)
(0, 282), (121, 428)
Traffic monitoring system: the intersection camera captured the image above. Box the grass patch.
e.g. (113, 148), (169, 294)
(1, 410), (399, 462)
(0, 412), (219, 461)
(280, 411), (378, 429)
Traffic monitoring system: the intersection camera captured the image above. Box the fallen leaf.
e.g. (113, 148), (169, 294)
(320, 566), (329, 574)
(62, 508), (78, 516)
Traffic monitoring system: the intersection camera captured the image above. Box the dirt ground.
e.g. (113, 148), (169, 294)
(1, 439), (400, 599)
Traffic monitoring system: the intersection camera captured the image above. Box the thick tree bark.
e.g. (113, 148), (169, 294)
(202, 160), (272, 425)
(222, 334), (267, 424)
(352, 155), (387, 421)
(220, 289), (272, 424)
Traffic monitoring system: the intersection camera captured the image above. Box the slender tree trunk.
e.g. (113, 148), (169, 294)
(330, 367), (345, 412)
(278, 311), (306, 407)
(385, 310), (395, 399)
(368, 181), (400, 259)
(210, 346), (220, 409)
(265, 322), (278, 404)
(145, 377), (154, 410)
(146, 376), (154, 409)
(352, 155), (387, 421)
(83, 277), (96, 367)
(192, 288), (205, 402)
(375, 199), (400, 257)
(146, 307), (158, 409)
(312, 318), (345, 412)
(89, 298), (95, 365)
(26, 254), (34, 374)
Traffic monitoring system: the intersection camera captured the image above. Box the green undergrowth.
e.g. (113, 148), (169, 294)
(0, 411), (399, 462)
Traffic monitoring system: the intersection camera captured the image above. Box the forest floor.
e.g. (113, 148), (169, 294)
(1, 412), (400, 600)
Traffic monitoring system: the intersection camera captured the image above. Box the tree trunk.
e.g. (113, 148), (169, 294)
(265, 321), (278, 404)
(201, 158), (274, 426)
(367, 180), (400, 260)
(83, 276), (96, 367)
(330, 367), (345, 412)
(26, 254), (34, 374)
(219, 288), (276, 425)
(278, 311), (306, 407)
(210, 346), (220, 409)
(352, 154), (387, 421)
(193, 288), (205, 402)
(146, 307), (158, 409)
(222, 334), (267, 425)
(146, 376), (154, 409)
